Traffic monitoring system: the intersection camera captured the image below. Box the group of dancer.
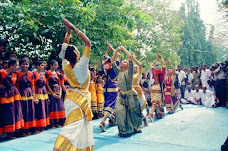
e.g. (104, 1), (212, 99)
(0, 18), (184, 151)
(54, 19), (183, 150)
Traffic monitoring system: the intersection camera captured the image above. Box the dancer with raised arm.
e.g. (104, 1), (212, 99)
(99, 44), (120, 132)
(132, 56), (149, 127)
(112, 46), (143, 137)
(164, 60), (183, 113)
(148, 54), (166, 122)
(54, 18), (94, 151)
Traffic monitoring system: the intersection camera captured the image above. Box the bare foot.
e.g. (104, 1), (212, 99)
(99, 122), (106, 132)
(27, 132), (32, 136)
(38, 128), (44, 132)
(7, 134), (16, 139)
(34, 129), (40, 134)
(21, 132), (27, 137)
(144, 120), (148, 127)
(53, 147), (60, 151)
(147, 113), (154, 123)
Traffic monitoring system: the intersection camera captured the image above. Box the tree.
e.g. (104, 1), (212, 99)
(0, 0), (184, 70)
(178, 0), (216, 68)
(126, 0), (183, 69)
(0, 0), (134, 63)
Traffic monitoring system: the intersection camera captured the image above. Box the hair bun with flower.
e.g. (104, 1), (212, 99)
(57, 43), (68, 59)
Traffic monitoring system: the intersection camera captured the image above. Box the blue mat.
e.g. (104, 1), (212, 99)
(0, 104), (227, 151)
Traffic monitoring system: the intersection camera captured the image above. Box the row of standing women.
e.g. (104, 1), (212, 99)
(0, 58), (67, 139)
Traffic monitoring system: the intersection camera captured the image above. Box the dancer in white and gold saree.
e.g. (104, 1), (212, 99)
(53, 18), (94, 151)
(132, 57), (149, 127)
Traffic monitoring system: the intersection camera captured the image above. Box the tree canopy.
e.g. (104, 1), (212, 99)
(178, 0), (216, 68)
(0, 0), (217, 69)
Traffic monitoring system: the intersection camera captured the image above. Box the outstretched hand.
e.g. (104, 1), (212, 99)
(117, 53), (121, 60)
(65, 24), (71, 32)
(63, 18), (75, 30)
(116, 46), (122, 52)
(128, 55), (133, 61)
(107, 43), (111, 50)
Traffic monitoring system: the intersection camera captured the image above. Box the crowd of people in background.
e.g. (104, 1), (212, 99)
(0, 35), (227, 141)
(141, 62), (228, 108)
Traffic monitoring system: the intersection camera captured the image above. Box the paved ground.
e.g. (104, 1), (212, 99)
(0, 104), (227, 151)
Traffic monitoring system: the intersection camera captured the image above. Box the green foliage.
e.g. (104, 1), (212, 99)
(1, 0), (183, 70)
(178, 0), (217, 68)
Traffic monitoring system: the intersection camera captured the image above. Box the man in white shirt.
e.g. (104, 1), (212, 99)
(181, 85), (194, 104)
(192, 85), (202, 105)
(200, 65), (211, 87)
(187, 69), (193, 86)
(177, 65), (187, 99)
(200, 85), (216, 107)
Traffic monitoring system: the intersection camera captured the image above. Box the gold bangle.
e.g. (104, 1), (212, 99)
(66, 35), (71, 39)
(65, 37), (70, 41)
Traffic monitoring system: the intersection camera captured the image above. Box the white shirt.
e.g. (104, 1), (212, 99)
(200, 69), (211, 87)
(187, 73), (193, 84)
(185, 91), (194, 100)
(192, 90), (203, 99)
(178, 70), (187, 85)
(200, 90), (214, 103)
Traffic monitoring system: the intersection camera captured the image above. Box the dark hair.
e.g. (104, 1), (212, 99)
(19, 58), (30, 65)
(0, 39), (7, 48)
(8, 58), (18, 67)
(3, 60), (9, 66)
(49, 60), (58, 66)
(65, 46), (77, 65)
(56, 44), (62, 56)
(3, 60), (8, 64)
(35, 60), (44, 67)
(96, 74), (102, 83)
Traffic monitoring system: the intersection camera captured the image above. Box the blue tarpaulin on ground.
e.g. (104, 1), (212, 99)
(0, 104), (227, 151)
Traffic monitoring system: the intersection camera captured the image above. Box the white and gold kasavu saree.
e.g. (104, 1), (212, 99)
(55, 45), (94, 151)
(132, 68), (147, 111)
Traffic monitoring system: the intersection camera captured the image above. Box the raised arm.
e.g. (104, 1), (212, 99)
(119, 46), (132, 59)
(159, 54), (166, 68)
(108, 43), (116, 52)
(133, 56), (142, 73)
(105, 43), (118, 56)
(167, 59), (175, 73)
(104, 44), (110, 56)
(111, 46), (121, 65)
(151, 54), (159, 67)
(63, 26), (71, 44)
(63, 18), (91, 47)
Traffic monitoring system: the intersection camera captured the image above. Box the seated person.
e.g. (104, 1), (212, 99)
(200, 85), (216, 107)
(181, 85), (194, 104)
(191, 84), (202, 105)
